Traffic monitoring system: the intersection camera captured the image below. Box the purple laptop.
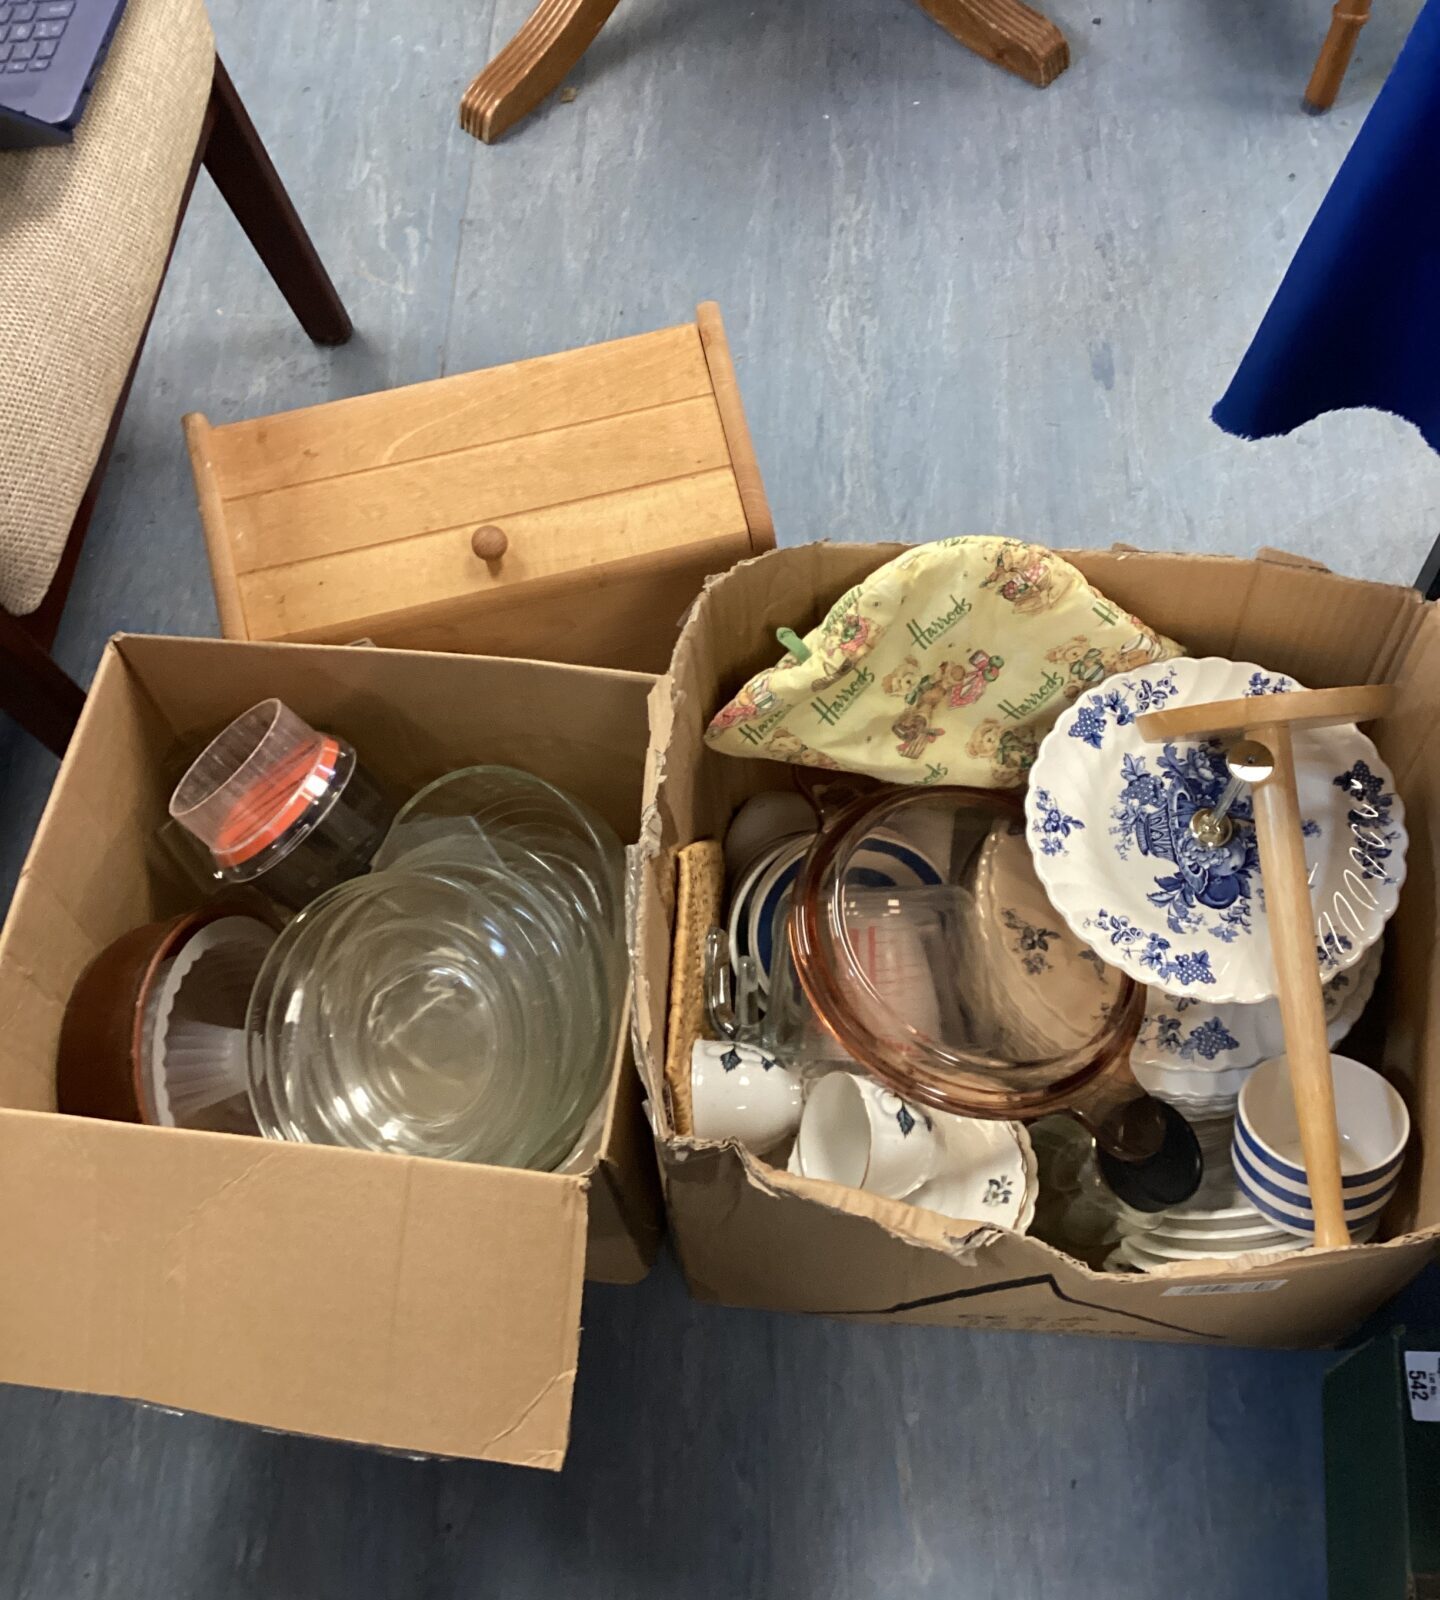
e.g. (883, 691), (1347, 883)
(0, 0), (129, 148)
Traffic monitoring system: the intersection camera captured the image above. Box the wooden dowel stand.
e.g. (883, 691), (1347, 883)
(1247, 724), (1349, 1248)
(1136, 683), (1395, 1251)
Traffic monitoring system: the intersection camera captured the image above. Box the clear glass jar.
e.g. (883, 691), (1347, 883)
(169, 700), (393, 911)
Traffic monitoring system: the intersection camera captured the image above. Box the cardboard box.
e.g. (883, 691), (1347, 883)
(634, 543), (1440, 1347)
(184, 303), (774, 674)
(0, 635), (662, 1467)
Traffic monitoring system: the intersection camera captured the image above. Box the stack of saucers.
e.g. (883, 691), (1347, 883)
(1106, 1114), (1375, 1270)
(726, 818), (942, 999)
(1131, 943), (1381, 1117)
(727, 831), (816, 998)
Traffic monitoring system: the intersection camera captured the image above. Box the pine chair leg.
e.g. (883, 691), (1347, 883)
(1302, 0), (1373, 114)
(460, 0), (625, 143)
(202, 58), (352, 344)
(911, 0), (1070, 88)
(0, 609), (85, 757)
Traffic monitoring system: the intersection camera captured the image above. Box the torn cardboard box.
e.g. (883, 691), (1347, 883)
(634, 543), (1440, 1347)
(0, 636), (662, 1467)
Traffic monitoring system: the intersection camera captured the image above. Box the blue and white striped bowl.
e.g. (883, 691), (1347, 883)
(1232, 1054), (1409, 1240)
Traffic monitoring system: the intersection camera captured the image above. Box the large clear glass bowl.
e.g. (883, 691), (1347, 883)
(246, 833), (620, 1169)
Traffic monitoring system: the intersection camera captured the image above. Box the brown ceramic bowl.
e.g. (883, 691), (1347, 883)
(56, 904), (269, 1124)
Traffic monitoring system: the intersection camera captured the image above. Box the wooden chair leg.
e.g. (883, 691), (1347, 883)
(912, 0), (1069, 88)
(460, 0), (625, 144)
(1418, 532), (1440, 603)
(1302, 0), (1373, 114)
(202, 58), (352, 344)
(0, 609), (85, 757)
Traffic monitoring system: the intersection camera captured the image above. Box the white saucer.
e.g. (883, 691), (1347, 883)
(1134, 942), (1382, 1109)
(908, 1111), (1037, 1234)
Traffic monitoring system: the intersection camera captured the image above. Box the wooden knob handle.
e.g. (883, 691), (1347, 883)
(471, 526), (508, 562)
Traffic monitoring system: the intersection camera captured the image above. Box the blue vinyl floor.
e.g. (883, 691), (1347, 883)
(2, 0), (1438, 1593)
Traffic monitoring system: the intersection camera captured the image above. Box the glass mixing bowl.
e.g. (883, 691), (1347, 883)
(246, 769), (624, 1171)
(373, 765), (624, 931)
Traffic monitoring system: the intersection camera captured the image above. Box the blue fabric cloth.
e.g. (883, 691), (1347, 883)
(1213, 0), (1440, 451)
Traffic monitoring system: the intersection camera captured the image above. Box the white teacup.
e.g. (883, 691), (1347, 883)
(795, 1071), (940, 1198)
(690, 1040), (804, 1151)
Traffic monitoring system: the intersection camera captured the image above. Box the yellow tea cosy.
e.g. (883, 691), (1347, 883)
(704, 538), (1183, 787)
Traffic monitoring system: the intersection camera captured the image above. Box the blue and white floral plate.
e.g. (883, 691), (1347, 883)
(1132, 941), (1381, 1112)
(1025, 657), (1407, 1004)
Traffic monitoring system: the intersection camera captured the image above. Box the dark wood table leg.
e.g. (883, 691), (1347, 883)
(0, 610), (85, 757)
(460, 0), (625, 143)
(1418, 532), (1440, 602)
(202, 58), (352, 345)
(912, 0), (1069, 87)
(1303, 0), (1373, 114)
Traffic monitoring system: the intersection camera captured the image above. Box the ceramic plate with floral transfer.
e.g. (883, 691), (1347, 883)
(1132, 940), (1382, 1112)
(1024, 658), (1407, 1003)
(970, 816), (1123, 1058)
(907, 1112), (1037, 1233)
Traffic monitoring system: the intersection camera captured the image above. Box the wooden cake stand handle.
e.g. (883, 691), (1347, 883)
(1238, 727), (1349, 1248)
(1138, 682), (1396, 1251)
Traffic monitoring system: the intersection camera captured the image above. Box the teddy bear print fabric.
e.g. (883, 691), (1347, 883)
(704, 537), (1183, 787)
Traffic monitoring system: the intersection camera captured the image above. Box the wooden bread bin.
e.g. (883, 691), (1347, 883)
(184, 302), (774, 673)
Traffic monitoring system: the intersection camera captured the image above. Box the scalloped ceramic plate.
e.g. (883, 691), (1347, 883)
(1132, 940), (1382, 1109)
(971, 817), (1122, 1053)
(1025, 658), (1407, 1003)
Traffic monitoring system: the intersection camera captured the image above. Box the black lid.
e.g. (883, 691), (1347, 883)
(1096, 1101), (1204, 1212)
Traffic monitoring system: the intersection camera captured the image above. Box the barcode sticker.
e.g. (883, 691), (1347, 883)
(1160, 1279), (1289, 1297)
(1405, 1352), (1440, 1421)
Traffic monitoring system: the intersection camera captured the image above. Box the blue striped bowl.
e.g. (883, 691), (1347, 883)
(1233, 1054), (1409, 1240)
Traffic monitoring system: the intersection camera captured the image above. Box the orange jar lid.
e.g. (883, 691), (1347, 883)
(208, 734), (343, 868)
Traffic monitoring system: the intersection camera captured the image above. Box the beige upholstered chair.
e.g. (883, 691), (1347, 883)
(0, 0), (350, 754)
